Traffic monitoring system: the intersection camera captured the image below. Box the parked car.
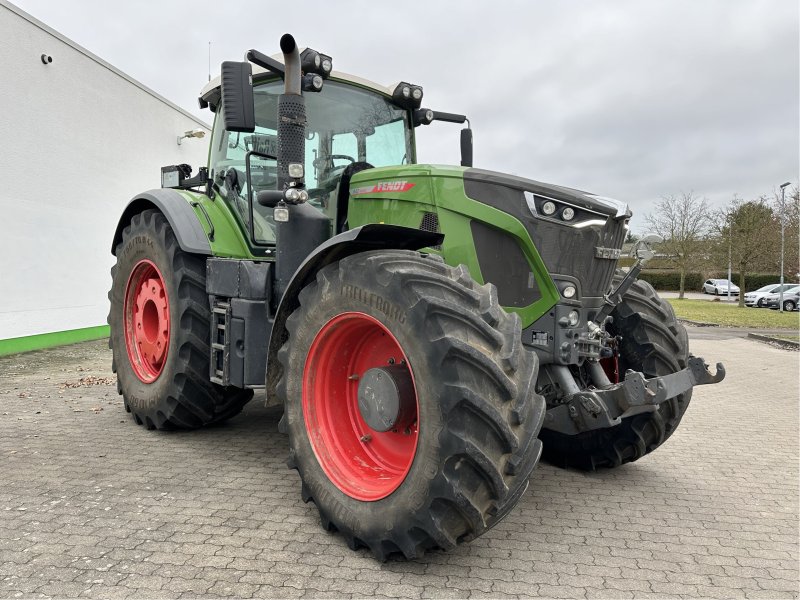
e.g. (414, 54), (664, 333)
(702, 278), (740, 296)
(744, 283), (793, 307)
(765, 286), (800, 311)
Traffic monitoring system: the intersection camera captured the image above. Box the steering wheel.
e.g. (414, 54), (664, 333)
(328, 154), (356, 165)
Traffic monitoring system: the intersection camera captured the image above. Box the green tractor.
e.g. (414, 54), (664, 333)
(108, 34), (724, 559)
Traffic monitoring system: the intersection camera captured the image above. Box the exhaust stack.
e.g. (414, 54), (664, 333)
(273, 35), (327, 305)
(276, 34), (305, 190)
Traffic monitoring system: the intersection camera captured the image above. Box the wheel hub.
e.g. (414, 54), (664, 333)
(302, 312), (419, 501)
(357, 366), (415, 433)
(124, 260), (170, 382)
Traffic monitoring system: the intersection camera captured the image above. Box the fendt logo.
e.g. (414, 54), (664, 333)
(351, 181), (415, 196)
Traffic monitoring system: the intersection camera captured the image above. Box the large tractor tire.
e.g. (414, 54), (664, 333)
(108, 209), (252, 429)
(540, 275), (691, 470)
(277, 250), (545, 559)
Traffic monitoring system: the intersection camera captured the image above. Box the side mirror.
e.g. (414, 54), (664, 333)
(631, 234), (662, 263)
(460, 128), (473, 168)
(641, 233), (663, 245)
(221, 61), (255, 133)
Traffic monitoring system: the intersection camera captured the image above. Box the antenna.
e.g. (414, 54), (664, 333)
(208, 41), (211, 82)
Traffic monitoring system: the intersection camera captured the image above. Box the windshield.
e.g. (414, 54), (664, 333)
(210, 79), (413, 245)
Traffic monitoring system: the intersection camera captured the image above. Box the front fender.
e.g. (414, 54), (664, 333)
(111, 189), (211, 256)
(265, 224), (443, 404)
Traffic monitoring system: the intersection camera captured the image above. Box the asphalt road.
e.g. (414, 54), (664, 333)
(0, 334), (797, 599)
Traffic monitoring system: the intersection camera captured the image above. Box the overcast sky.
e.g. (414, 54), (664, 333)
(11, 0), (799, 230)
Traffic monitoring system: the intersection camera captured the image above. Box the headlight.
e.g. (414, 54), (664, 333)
(562, 207), (575, 221)
(542, 201), (556, 215)
(562, 285), (577, 299)
(392, 82), (424, 108)
(567, 310), (580, 326)
(302, 73), (324, 92)
(300, 48), (333, 78)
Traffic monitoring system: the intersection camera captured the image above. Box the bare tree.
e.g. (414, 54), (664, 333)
(645, 192), (712, 298)
(717, 197), (780, 307)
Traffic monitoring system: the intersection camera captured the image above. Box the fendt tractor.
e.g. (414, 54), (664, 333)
(109, 34), (725, 560)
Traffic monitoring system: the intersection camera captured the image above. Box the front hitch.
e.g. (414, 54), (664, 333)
(543, 356), (725, 435)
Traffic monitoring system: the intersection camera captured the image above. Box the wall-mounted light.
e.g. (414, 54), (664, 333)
(41, 54), (52, 64)
(177, 128), (206, 145)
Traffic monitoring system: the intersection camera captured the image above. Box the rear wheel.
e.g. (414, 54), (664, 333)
(109, 209), (252, 429)
(540, 275), (691, 470)
(278, 250), (545, 559)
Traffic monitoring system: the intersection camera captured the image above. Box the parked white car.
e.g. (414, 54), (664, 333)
(702, 279), (740, 296)
(744, 283), (793, 307)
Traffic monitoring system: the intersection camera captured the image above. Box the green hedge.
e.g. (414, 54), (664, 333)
(637, 270), (703, 291)
(635, 270), (783, 292)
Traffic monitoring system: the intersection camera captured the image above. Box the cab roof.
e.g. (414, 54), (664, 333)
(199, 52), (401, 111)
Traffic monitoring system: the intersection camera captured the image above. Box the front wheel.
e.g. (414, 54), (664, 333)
(278, 250), (545, 559)
(784, 300), (796, 312)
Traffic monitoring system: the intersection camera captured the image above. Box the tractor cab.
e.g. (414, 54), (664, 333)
(194, 49), (470, 251)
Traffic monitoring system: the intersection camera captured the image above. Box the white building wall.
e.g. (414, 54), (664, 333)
(0, 1), (212, 340)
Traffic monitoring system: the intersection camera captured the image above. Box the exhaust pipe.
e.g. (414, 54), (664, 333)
(277, 33), (305, 190)
(280, 34), (301, 96)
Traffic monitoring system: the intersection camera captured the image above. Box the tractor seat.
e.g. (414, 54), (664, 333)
(335, 162), (373, 234)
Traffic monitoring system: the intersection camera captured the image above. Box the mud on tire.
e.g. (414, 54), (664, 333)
(540, 274), (691, 470)
(278, 250), (546, 559)
(108, 209), (252, 429)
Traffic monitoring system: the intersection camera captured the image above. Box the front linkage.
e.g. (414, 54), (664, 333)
(541, 235), (725, 437)
(545, 355), (725, 435)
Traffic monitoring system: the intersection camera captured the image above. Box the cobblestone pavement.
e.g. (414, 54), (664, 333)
(0, 336), (797, 599)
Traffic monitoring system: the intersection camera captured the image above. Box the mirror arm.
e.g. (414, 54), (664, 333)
(593, 237), (660, 323)
(245, 49), (285, 77)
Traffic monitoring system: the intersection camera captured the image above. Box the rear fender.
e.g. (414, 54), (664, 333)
(265, 224), (443, 404)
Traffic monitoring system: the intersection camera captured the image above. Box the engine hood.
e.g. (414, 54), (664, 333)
(464, 168), (632, 220)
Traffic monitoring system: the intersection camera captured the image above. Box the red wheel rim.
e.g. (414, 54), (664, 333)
(123, 259), (170, 383)
(303, 312), (419, 501)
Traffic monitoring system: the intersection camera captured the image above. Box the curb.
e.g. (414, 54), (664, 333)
(678, 319), (719, 328)
(747, 333), (800, 349)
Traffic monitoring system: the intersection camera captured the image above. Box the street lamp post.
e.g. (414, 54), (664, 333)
(779, 181), (791, 313)
(727, 219), (732, 302)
